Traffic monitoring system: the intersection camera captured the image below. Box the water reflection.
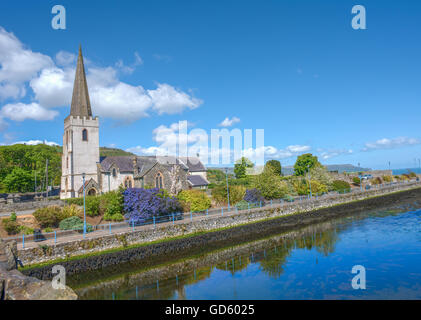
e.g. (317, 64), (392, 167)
(73, 204), (421, 300)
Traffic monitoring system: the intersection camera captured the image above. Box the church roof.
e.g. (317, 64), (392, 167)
(178, 157), (206, 172)
(187, 175), (209, 187)
(99, 155), (206, 174)
(70, 45), (92, 117)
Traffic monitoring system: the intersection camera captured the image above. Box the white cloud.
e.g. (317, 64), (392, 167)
(127, 120), (311, 166)
(148, 84), (202, 115)
(0, 26), (203, 124)
(55, 51), (76, 66)
(0, 27), (53, 99)
(0, 102), (58, 121)
(11, 140), (59, 146)
(29, 63), (201, 122)
(319, 149), (353, 160)
(90, 82), (152, 121)
(362, 137), (421, 151)
(30, 67), (74, 108)
(219, 116), (240, 127)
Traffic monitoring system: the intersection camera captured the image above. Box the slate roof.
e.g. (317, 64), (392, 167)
(178, 157), (206, 172)
(187, 175), (209, 187)
(100, 156), (206, 174)
(100, 156), (136, 172)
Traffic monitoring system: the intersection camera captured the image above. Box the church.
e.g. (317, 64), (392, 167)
(60, 47), (209, 199)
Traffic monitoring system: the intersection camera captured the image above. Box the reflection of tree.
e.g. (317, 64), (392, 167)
(79, 223), (344, 300)
(133, 267), (214, 300)
(293, 228), (339, 256)
(314, 229), (339, 256)
(215, 256), (251, 275)
(258, 246), (292, 278)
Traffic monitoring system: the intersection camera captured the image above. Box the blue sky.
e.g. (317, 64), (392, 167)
(0, 0), (420, 169)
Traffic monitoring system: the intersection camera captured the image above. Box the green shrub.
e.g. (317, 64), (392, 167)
(409, 172), (417, 178)
(2, 218), (20, 235)
(235, 200), (259, 210)
(85, 196), (101, 217)
(371, 177), (382, 185)
(332, 180), (351, 193)
(104, 212), (124, 222)
(19, 226), (34, 235)
(211, 185), (246, 206)
(33, 206), (63, 228)
(382, 175), (392, 183)
(10, 212), (17, 222)
(401, 174), (410, 181)
(308, 180), (328, 195)
(59, 216), (82, 230)
(64, 197), (83, 206)
(283, 194), (294, 202)
(60, 204), (82, 220)
(352, 177), (361, 185)
(44, 227), (54, 233)
(65, 196), (100, 216)
(59, 216), (92, 232)
(178, 190), (211, 212)
(101, 190), (124, 216)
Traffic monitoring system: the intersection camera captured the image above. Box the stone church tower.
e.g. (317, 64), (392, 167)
(60, 46), (100, 199)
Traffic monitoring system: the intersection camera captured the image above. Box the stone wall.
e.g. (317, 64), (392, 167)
(18, 181), (421, 277)
(0, 238), (77, 300)
(0, 198), (64, 213)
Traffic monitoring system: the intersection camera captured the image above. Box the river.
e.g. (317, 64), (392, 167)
(69, 200), (421, 300)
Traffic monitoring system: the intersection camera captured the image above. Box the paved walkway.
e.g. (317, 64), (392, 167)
(0, 209), (36, 218)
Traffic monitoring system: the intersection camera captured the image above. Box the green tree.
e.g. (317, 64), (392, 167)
(265, 160), (282, 176)
(253, 165), (289, 199)
(294, 153), (321, 176)
(2, 167), (33, 192)
(234, 157), (254, 179)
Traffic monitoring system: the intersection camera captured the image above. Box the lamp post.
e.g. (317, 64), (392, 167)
(225, 168), (230, 210)
(306, 164), (312, 198)
(82, 173), (87, 237)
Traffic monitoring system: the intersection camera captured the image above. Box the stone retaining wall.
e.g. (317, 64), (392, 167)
(0, 199), (64, 213)
(20, 182), (421, 279)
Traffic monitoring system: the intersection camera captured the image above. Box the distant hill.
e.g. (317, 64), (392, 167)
(0, 143), (134, 193)
(281, 164), (371, 175)
(99, 147), (135, 157)
(207, 164), (371, 177)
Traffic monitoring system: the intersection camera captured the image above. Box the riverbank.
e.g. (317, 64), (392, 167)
(21, 182), (421, 279)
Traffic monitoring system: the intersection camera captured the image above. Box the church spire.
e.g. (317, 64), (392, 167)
(70, 45), (92, 117)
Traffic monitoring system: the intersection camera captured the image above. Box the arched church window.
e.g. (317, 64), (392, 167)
(112, 168), (117, 178)
(155, 172), (163, 189)
(65, 177), (68, 192)
(82, 129), (88, 141)
(124, 177), (133, 188)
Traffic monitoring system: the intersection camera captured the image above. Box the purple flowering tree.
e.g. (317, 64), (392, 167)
(123, 188), (182, 225)
(244, 188), (265, 204)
